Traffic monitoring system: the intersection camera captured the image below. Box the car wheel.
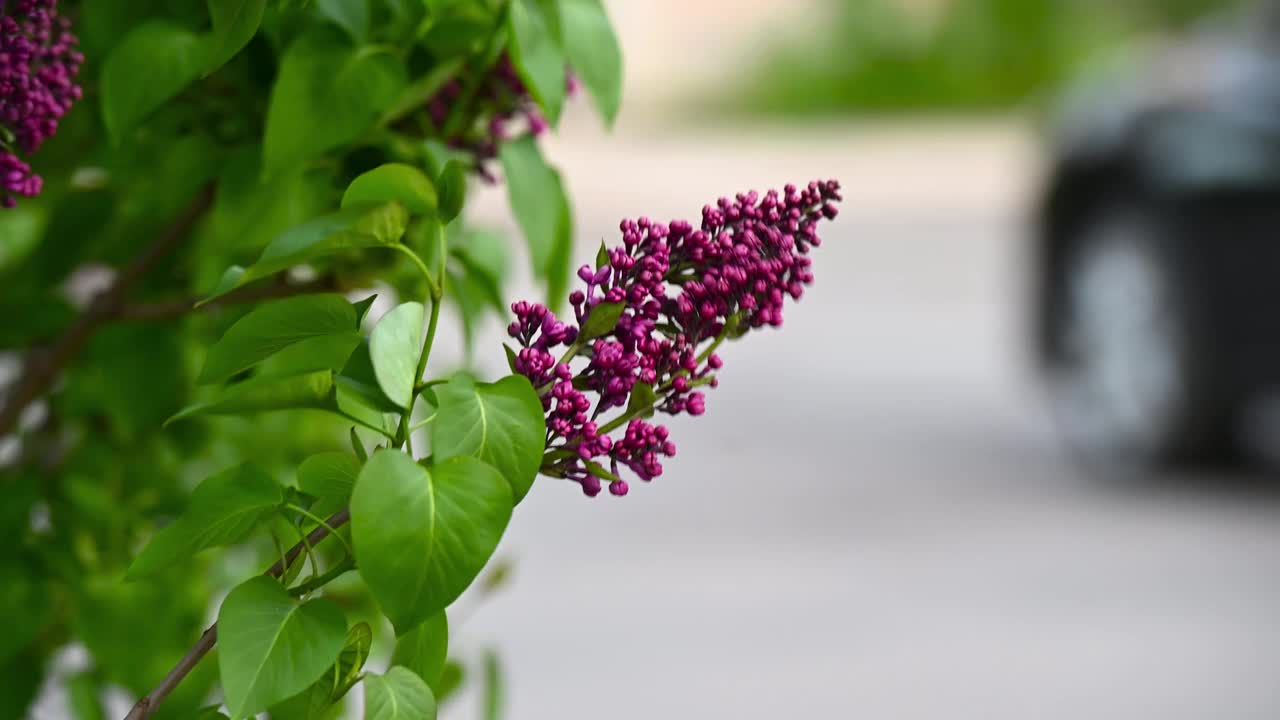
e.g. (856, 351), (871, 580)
(1047, 202), (1233, 470)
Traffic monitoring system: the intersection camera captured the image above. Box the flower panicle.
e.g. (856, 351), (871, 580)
(426, 54), (576, 181)
(0, 0), (83, 207)
(508, 179), (843, 497)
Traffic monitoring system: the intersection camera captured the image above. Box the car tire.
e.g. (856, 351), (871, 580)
(1046, 201), (1236, 471)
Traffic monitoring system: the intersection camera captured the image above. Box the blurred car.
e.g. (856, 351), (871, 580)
(1036, 1), (1280, 470)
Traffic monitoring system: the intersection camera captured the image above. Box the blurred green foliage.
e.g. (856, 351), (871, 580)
(734, 0), (1240, 115)
(0, 0), (620, 716)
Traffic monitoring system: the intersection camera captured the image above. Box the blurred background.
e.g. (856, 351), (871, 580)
(444, 0), (1280, 718)
(12, 0), (1280, 717)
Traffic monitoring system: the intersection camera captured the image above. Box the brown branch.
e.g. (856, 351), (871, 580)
(112, 275), (340, 322)
(124, 508), (351, 720)
(0, 186), (215, 437)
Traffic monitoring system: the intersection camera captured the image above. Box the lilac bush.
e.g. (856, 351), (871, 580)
(0, 1), (844, 717)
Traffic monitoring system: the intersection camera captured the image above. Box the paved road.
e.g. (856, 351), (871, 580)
(441, 119), (1280, 719)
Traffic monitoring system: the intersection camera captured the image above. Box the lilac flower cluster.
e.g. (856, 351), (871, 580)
(427, 55), (575, 181)
(509, 179), (843, 497)
(0, 0), (82, 207)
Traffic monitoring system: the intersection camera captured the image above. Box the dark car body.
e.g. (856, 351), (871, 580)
(1037, 2), (1280, 463)
(1039, 2), (1280, 415)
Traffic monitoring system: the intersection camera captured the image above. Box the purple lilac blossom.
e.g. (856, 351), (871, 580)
(426, 54), (575, 181)
(508, 179), (843, 496)
(0, 0), (83, 207)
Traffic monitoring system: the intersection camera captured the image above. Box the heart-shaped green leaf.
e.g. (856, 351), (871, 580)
(167, 370), (336, 425)
(199, 203), (408, 304)
(297, 452), (362, 500)
(391, 612), (449, 691)
(269, 621), (371, 720)
(264, 28), (407, 175)
(432, 375), (545, 503)
(369, 302), (425, 409)
(316, 0), (369, 40)
(351, 452), (512, 632)
(258, 333), (363, 378)
(128, 464), (282, 578)
(199, 295), (358, 384)
(102, 22), (208, 140)
(364, 667), (437, 720)
(205, 0), (267, 74)
(342, 163), (437, 216)
(218, 576), (347, 720)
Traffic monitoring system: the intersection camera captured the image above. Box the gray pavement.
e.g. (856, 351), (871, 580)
(440, 119), (1280, 719)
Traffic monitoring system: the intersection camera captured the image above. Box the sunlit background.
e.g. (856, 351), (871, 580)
(443, 0), (1280, 718)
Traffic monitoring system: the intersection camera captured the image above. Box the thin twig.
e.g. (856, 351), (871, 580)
(0, 186), (215, 437)
(123, 508), (350, 720)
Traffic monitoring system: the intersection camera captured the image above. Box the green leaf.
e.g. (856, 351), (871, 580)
(218, 576), (347, 720)
(264, 28), (407, 175)
(297, 452), (362, 500)
(450, 229), (509, 322)
(379, 59), (465, 127)
(626, 381), (656, 419)
(128, 464), (283, 578)
(499, 136), (573, 308)
(353, 295), (378, 325)
(364, 667), (437, 720)
(270, 622), (371, 720)
(335, 622), (373, 694)
(102, 21), (209, 141)
(206, 147), (333, 256)
(206, 265), (248, 300)
(507, 0), (566, 124)
(259, 333), (363, 377)
(316, 0), (369, 40)
(369, 302), (425, 409)
(250, 204), (408, 281)
(205, 0), (267, 73)
(584, 460), (620, 482)
(595, 240), (609, 269)
(351, 452), (512, 632)
(391, 612), (449, 690)
(436, 161), (466, 224)
(200, 203), (408, 303)
(560, 0), (623, 125)
(199, 295), (358, 384)
(342, 164), (437, 216)
(339, 341), (403, 413)
(166, 370), (336, 425)
(432, 375), (545, 503)
(580, 301), (624, 339)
